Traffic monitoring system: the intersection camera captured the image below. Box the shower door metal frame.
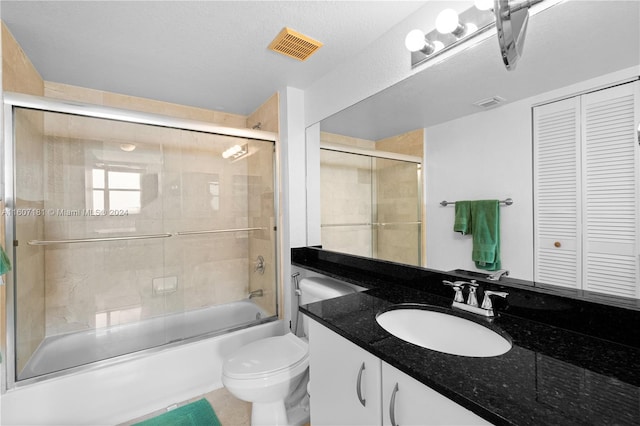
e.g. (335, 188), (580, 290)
(1, 92), (281, 390)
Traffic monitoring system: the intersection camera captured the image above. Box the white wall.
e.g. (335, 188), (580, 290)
(425, 98), (534, 278)
(278, 86), (306, 330)
(424, 66), (640, 280)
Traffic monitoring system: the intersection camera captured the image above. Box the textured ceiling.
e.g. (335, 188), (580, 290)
(0, 0), (426, 115)
(321, 0), (640, 140)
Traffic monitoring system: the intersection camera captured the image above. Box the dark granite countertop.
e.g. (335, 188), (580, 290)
(293, 247), (640, 426)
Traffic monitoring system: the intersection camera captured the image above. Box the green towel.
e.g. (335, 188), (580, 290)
(453, 201), (472, 235)
(470, 200), (501, 271)
(133, 398), (221, 426)
(0, 245), (11, 275)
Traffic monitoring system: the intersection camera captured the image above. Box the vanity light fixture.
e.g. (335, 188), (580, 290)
(475, 0), (494, 11)
(404, 29), (444, 55)
(435, 9), (466, 38)
(407, 0), (545, 70)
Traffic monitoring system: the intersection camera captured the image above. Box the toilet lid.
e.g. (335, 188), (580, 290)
(224, 333), (309, 379)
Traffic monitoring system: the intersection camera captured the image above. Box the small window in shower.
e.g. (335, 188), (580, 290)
(91, 168), (142, 214)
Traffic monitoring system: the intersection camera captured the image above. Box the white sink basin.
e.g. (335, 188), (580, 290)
(376, 307), (512, 357)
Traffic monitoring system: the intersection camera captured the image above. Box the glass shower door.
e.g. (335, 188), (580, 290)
(373, 157), (422, 266)
(8, 105), (277, 383)
(320, 149), (374, 258)
(320, 148), (422, 266)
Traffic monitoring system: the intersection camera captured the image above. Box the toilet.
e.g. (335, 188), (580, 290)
(222, 276), (358, 426)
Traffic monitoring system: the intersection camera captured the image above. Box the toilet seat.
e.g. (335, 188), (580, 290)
(223, 333), (308, 380)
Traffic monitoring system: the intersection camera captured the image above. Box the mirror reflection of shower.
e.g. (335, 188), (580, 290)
(319, 132), (424, 267)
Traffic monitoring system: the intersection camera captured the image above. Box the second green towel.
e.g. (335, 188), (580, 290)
(470, 200), (501, 271)
(454, 201), (472, 235)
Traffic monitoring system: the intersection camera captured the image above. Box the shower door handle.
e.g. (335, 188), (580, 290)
(356, 362), (366, 407)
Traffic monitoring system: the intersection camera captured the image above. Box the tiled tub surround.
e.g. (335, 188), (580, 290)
(293, 247), (640, 425)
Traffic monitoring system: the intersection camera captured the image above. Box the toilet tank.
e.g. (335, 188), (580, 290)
(298, 276), (358, 337)
(299, 276), (357, 305)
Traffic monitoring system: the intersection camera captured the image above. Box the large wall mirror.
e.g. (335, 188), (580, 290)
(308, 0), (640, 297)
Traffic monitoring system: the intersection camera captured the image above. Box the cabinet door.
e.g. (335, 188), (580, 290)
(382, 362), (491, 426)
(581, 81), (640, 298)
(308, 320), (382, 426)
(534, 80), (640, 296)
(533, 95), (582, 289)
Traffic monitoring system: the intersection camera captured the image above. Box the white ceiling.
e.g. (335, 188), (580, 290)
(321, 0), (640, 140)
(0, 0), (426, 115)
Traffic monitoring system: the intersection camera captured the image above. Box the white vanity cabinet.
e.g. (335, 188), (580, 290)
(381, 362), (491, 426)
(308, 319), (492, 426)
(308, 319), (382, 425)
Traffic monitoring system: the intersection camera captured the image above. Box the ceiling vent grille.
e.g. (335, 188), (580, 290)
(473, 96), (507, 109)
(268, 27), (323, 61)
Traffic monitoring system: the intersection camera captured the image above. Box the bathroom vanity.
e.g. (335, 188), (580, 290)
(294, 247), (640, 425)
(309, 319), (490, 425)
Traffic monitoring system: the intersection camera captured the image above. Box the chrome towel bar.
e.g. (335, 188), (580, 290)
(27, 227), (268, 245)
(440, 198), (513, 207)
(175, 227), (266, 236)
(321, 221), (422, 227)
(27, 233), (173, 245)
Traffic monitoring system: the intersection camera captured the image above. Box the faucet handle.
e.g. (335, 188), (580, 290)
(481, 290), (509, 310)
(442, 280), (465, 303)
(466, 280), (479, 307)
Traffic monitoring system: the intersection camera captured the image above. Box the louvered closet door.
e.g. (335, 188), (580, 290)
(581, 81), (640, 298)
(534, 96), (582, 288)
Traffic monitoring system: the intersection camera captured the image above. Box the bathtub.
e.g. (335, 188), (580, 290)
(2, 300), (283, 425)
(20, 299), (273, 380)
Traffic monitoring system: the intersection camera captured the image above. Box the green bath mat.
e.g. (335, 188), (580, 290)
(133, 398), (222, 426)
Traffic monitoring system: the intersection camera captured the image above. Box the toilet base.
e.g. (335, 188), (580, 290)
(251, 401), (288, 426)
(250, 393), (309, 426)
(285, 393), (310, 426)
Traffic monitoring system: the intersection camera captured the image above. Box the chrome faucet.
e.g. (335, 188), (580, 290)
(487, 269), (509, 281)
(443, 280), (508, 318)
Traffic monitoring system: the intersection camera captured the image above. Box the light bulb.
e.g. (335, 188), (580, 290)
(474, 0), (493, 11)
(404, 29), (426, 52)
(435, 9), (460, 34)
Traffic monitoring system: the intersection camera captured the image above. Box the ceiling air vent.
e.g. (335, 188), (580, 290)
(473, 96), (506, 109)
(268, 27), (323, 61)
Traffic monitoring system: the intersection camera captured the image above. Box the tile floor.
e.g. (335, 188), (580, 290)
(120, 387), (251, 425)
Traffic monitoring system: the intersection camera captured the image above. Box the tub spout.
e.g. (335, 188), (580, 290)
(249, 289), (264, 299)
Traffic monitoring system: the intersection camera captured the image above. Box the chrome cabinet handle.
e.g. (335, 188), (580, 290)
(389, 382), (399, 426)
(356, 362), (366, 407)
